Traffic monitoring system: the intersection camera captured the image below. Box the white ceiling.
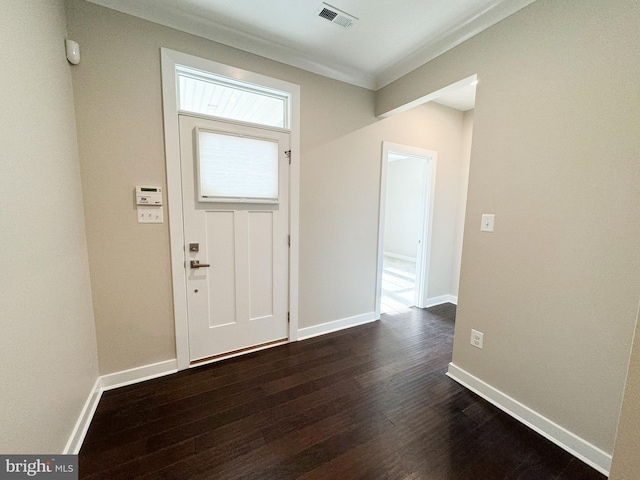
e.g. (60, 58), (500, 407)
(432, 82), (477, 112)
(86, 0), (535, 93)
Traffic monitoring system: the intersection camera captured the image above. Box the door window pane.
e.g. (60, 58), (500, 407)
(197, 130), (279, 203)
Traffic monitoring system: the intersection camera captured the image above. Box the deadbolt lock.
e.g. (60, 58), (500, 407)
(189, 243), (199, 252)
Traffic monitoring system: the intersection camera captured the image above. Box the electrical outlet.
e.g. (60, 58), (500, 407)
(470, 329), (484, 349)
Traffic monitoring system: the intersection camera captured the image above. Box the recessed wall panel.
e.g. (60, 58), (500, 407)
(205, 211), (236, 327)
(248, 211), (273, 319)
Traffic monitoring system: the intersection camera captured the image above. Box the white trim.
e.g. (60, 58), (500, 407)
(63, 378), (102, 454)
(162, 49), (189, 370)
(383, 251), (416, 263)
(297, 312), (377, 341)
(100, 359), (178, 391)
(160, 48), (300, 368)
(417, 154), (437, 309)
(64, 359), (177, 454)
(446, 363), (612, 476)
(375, 143), (389, 320)
(423, 294), (458, 308)
(288, 68), (301, 342)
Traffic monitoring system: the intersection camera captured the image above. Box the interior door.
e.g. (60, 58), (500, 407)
(179, 114), (290, 362)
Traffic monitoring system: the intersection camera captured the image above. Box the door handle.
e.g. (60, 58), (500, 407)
(190, 260), (210, 269)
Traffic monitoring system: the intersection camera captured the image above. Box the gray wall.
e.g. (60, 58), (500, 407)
(610, 306), (640, 479)
(449, 110), (473, 298)
(378, 0), (640, 454)
(384, 157), (425, 260)
(0, 0), (99, 453)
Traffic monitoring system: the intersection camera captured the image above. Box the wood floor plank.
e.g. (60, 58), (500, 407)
(89, 345), (353, 440)
(79, 304), (606, 480)
(82, 440), (196, 480)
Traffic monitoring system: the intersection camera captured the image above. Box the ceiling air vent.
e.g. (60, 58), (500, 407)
(316, 3), (358, 28)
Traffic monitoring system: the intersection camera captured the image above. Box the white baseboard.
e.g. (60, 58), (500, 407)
(423, 294), (457, 308)
(64, 359), (178, 454)
(383, 251), (417, 262)
(297, 312), (378, 341)
(63, 378), (102, 454)
(100, 359), (178, 391)
(446, 363), (611, 476)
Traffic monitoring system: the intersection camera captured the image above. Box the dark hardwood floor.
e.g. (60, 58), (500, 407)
(80, 304), (606, 479)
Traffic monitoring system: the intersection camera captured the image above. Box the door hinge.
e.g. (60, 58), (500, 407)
(288, 235), (291, 247)
(288, 312), (290, 323)
(285, 149), (291, 164)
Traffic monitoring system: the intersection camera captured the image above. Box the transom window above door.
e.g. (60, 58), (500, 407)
(177, 66), (290, 129)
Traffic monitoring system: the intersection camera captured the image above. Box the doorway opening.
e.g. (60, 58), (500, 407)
(376, 142), (437, 316)
(381, 253), (417, 313)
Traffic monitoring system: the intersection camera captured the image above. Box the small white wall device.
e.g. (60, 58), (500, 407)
(136, 186), (163, 205)
(65, 39), (80, 65)
(136, 186), (163, 223)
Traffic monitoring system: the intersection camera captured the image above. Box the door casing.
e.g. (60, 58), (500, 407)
(376, 141), (437, 317)
(161, 48), (301, 370)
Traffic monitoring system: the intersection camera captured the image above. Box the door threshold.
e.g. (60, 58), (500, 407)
(190, 338), (289, 368)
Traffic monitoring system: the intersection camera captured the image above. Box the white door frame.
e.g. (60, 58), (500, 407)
(376, 141), (437, 317)
(160, 48), (300, 370)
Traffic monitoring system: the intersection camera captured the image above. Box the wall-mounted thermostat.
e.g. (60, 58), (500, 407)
(136, 186), (162, 205)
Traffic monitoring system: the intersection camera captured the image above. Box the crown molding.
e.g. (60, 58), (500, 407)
(86, 0), (535, 92)
(85, 0), (377, 89)
(375, 0), (536, 89)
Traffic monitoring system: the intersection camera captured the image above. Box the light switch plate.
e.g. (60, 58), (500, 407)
(137, 207), (164, 223)
(481, 214), (495, 232)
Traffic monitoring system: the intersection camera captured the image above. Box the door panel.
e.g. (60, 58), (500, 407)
(204, 211), (236, 328)
(248, 211), (274, 319)
(179, 115), (289, 362)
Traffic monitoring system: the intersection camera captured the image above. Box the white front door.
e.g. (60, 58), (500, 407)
(179, 115), (290, 362)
